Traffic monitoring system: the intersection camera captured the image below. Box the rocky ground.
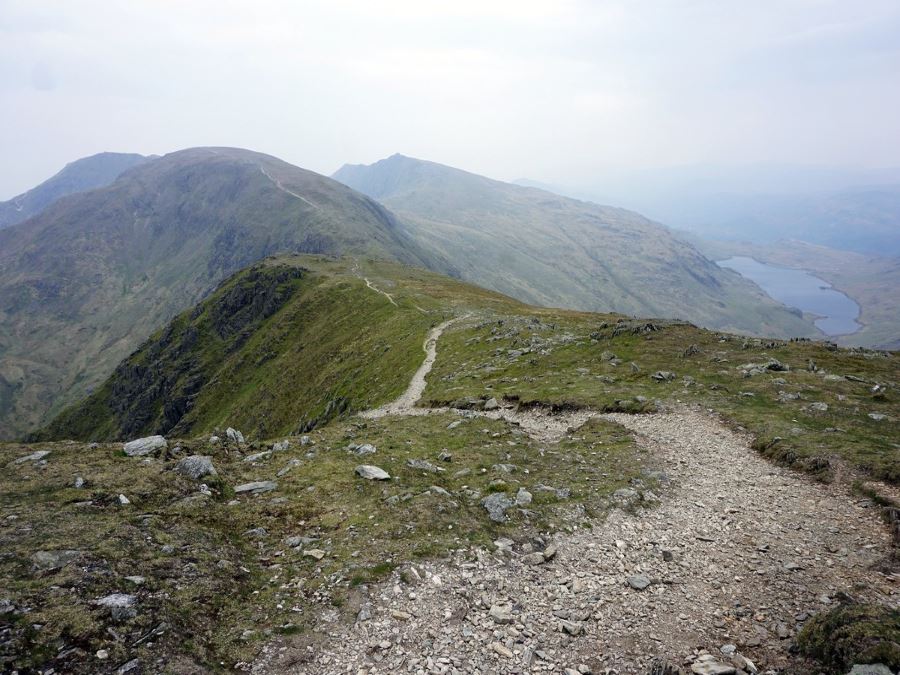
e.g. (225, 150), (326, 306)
(251, 323), (898, 674)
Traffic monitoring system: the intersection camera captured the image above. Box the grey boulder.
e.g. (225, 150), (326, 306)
(175, 455), (217, 480)
(123, 435), (166, 457)
(481, 493), (513, 522)
(355, 465), (390, 480)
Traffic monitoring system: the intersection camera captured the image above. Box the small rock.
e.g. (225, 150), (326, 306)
(483, 397), (500, 410)
(690, 655), (736, 675)
(115, 658), (141, 674)
(438, 451), (453, 462)
(613, 487), (640, 507)
(543, 544), (558, 561)
(522, 552), (546, 565)
(489, 603), (513, 624)
(272, 440), (291, 452)
(226, 427), (245, 444)
(651, 371), (676, 381)
(33, 550), (81, 571)
(277, 459), (301, 477)
(243, 451), (271, 463)
(96, 649), (109, 660)
(94, 593), (137, 621)
(303, 549), (326, 560)
(118, 494), (131, 505)
(234, 480), (277, 494)
(516, 487), (533, 506)
(74, 476), (85, 488)
(124, 575), (145, 585)
(847, 665), (894, 675)
(12, 450), (51, 465)
(627, 574), (651, 590)
(868, 413), (887, 421)
(407, 458), (444, 473)
(491, 642), (514, 658)
(175, 455), (217, 480)
(123, 435), (166, 457)
(560, 619), (584, 635)
(355, 465), (390, 480)
(391, 609), (411, 621)
(481, 493), (513, 522)
(243, 527), (267, 539)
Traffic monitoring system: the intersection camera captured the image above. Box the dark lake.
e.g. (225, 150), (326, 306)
(717, 256), (861, 336)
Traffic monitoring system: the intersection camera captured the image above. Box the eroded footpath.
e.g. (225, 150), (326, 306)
(253, 318), (897, 675)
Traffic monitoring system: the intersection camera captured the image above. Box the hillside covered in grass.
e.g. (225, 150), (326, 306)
(5, 254), (896, 675)
(334, 154), (819, 339)
(0, 148), (449, 440)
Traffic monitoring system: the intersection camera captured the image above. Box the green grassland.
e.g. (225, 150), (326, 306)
(424, 313), (899, 483)
(1, 412), (649, 673)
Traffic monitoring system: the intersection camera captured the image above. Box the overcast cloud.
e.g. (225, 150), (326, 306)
(1, 0), (899, 198)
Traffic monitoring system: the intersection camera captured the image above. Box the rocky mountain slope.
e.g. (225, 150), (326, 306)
(3, 255), (898, 674)
(0, 148), (448, 439)
(333, 154), (818, 339)
(0, 152), (149, 229)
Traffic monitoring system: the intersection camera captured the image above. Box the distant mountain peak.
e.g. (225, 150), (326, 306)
(0, 152), (150, 230)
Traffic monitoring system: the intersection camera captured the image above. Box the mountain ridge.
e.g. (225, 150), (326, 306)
(0, 147), (451, 439)
(0, 152), (150, 229)
(333, 154), (820, 338)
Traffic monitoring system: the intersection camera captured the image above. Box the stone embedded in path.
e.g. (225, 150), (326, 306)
(481, 493), (513, 522)
(690, 655), (736, 675)
(628, 574), (651, 590)
(123, 435), (166, 457)
(560, 619), (584, 635)
(355, 465), (390, 480)
(490, 642), (514, 658)
(489, 603), (513, 624)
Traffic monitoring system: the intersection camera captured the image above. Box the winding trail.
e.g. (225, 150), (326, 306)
(259, 166), (320, 210)
(360, 317), (460, 417)
(254, 318), (897, 675)
(363, 277), (398, 307)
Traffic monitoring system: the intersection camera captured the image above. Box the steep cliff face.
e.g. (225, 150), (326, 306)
(41, 265), (306, 440)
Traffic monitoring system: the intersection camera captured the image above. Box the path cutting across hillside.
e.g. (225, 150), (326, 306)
(253, 319), (896, 675)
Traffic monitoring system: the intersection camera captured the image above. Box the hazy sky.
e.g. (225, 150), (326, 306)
(2, 0), (899, 198)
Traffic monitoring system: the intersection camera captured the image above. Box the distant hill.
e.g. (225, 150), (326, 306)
(0, 147), (449, 439)
(0, 152), (150, 229)
(334, 154), (817, 339)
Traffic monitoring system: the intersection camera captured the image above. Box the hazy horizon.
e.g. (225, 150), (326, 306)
(2, 1), (900, 199)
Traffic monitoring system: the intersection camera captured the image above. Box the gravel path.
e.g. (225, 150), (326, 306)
(253, 324), (896, 675)
(253, 407), (895, 674)
(361, 318), (461, 418)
